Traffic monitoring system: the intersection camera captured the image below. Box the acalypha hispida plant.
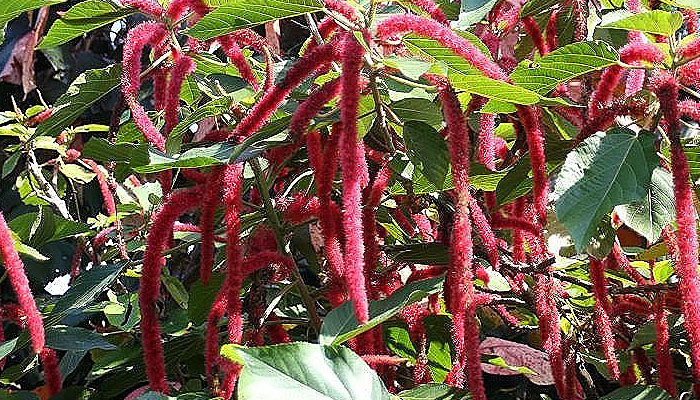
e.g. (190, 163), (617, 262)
(4, 0), (700, 398)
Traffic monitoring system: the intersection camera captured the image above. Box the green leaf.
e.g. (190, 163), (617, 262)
(402, 35), (540, 104)
(520, 0), (561, 16)
(455, 0), (498, 28)
(52, 263), (123, 315)
(45, 326), (117, 351)
(383, 57), (432, 81)
(391, 98), (443, 128)
(0, 338), (19, 360)
(162, 274), (189, 309)
(319, 276), (444, 346)
(38, 0), (135, 49)
(403, 121), (450, 189)
(82, 138), (149, 164)
(0, 0), (65, 28)
(2, 151), (21, 178)
(554, 130), (658, 250)
(657, 0), (700, 9)
(166, 95), (235, 154)
(186, 0), (324, 41)
(59, 163), (96, 184)
(600, 385), (673, 400)
(221, 342), (392, 400)
(599, 10), (683, 36)
(614, 167), (675, 243)
(35, 64), (122, 138)
(510, 41), (620, 96)
(398, 384), (471, 400)
(385, 243), (448, 265)
(9, 211), (91, 246)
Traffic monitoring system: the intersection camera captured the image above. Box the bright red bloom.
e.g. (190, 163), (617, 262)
(0, 212), (46, 354)
(377, 15), (508, 81)
(546, 10), (558, 51)
(407, 0), (449, 25)
(515, 106), (548, 223)
(428, 75), (485, 399)
(200, 168), (223, 285)
(684, 9), (699, 34)
(522, 16), (549, 55)
(83, 159), (127, 259)
(340, 33), (370, 323)
(140, 187), (202, 393)
(321, 0), (359, 22)
(535, 274), (567, 397)
(289, 78), (341, 137)
(231, 41), (340, 139)
(166, 0), (210, 22)
(164, 53), (196, 134)
(611, 243), (648, 285)
(217, 35), (259, 91)
(40, 348), (62, 395)
(121, 22), (168, 150)
(468, 193), (499, 270)
(477, 113), (497, 170)
(222, 164), (245, 344)
(655, 295), (677, 396)
(589, 257), (620, 379)
(121, 0), (165, 17)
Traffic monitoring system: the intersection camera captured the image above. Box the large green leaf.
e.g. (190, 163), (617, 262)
(52, 264), (124, 315)
(45, 326), (117, 351)
(0, 0), (65, 28)
(385, 243), (449, 265)
(510, 41), (619, 96)
(600, 385), (673, 400)
(398, 384), (471, 400)
(455, 0), (498, 28)
(614, 167), (675, 243)
(403, 121), (450, 189)
(35, 64), (122, 138)
(402, 35), (540, 104)
(390, 98), (443, 128)
(599, 10), (683, 36)
(319, 276), (444, 346)
(186, 0), (324, 41)
(221, 343), (392, 400)
(554, 130), (658, 250)
(9, 211), (91, 246)
(38, 0), (135, 49)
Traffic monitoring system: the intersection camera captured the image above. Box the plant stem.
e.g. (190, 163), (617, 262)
(250, 158), (322, 333)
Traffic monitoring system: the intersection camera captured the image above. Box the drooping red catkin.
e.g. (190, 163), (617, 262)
(406, 0), (449, 25)
(289, 78), (341, 137)
(217, 35), (259, 91)
(589, 257), (619, 379)
(200, 168), (223, 285)
(0, 212), (45, 354)
(322, 0), (360, 22)
(611, 243), (648, 285)
(428, 75), (485, 399)
(588, 65), (623, 121)
(655, 294), (677, 396)
(377, 15), (508, 81)
(40, 348), (62, 395)
(535, 274), (567, 397)
(412, 213), (435, 241)
(340, 33), (370, 323)
(684, 9), (699, 34)
(70, 241), (84, 281)
(152, 44), (169, 112)
(166, 0), (210, 21)
(82, 159), (127, 258)
(222, 164), (245, 344)
(515, 106), (548, 223)
(230, 42), (340, 139)
(545, 10), (558, 52)
(140, 187), (201, 393)
(121, 0), (165, 17)
(205, 291), (227, 383)
(522, 16), (549, 55)
(164, 53), (196, 134)
(467, 193), (499, 270)
(307, 129), (345, 294)
(122, 22), (168, 151)
(680, 99), (700, 121)
(491, 216), (543, 236)
(652, 71), (700, 381)
(477, 113), (497, 170)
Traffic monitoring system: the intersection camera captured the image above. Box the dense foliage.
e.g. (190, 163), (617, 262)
(3, 0), (700, 399)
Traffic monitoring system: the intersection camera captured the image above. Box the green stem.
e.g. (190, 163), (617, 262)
(250, 158), (322, 333)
